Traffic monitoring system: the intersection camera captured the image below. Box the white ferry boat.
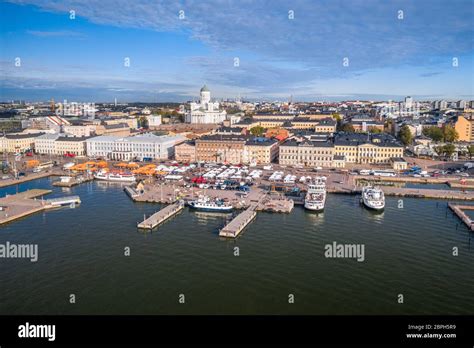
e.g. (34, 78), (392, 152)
(188, 196), (233, 212)
(361, 185), (385, 211)
(304, 176), (327, 211)
(94, 170), (136, 183)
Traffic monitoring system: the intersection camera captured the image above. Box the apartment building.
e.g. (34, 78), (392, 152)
(454, 114), (474, 142)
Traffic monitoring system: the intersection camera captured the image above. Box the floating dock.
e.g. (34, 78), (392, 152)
(52, 176), (92, 187)
(45, 196), (81, 207)
(448, 203), (474, 231)
(219, 204), (257, 238)
(137, 201), (184, 230)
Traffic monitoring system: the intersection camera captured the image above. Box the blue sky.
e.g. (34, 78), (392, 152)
(1, 0), (473, 102)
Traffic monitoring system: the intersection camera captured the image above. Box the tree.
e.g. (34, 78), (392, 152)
(338, 123), (355, 133)
(138, 116), (149, 129)
(422, 126), (443, 142)
(332, 113), (341, 122)
(442, 125), (458, 143)
(468, 145), (474, 159)
(250, 125), (266, 137)
(435, 144), (456, 159)
(398, 125), (413, 145)
(443, 144), (456, 158)
(368, 126), (383, 134)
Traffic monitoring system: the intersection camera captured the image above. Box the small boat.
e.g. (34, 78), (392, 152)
(94, 170), (136, 183)
(361, 185), (385, 211)
(304, 176), (327, 212)
(188, 196), (233, 212)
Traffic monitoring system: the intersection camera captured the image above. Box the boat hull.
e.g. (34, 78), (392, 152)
(188, 203), (233, 212)
(361, 198), (385, 211)
(304, 201), (325, 212)
(94, 175), (136, 183)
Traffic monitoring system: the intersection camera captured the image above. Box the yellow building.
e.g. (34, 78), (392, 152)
(279, 140), (334, 167)
(454, 114), (474, 142)
(334, 133), (404, 164)
(244, 138), (279, 164)
(55, 136), (88, 156)
(0, 133), (44, 153)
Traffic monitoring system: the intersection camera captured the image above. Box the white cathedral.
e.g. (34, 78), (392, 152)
(185, 85), (227, 124)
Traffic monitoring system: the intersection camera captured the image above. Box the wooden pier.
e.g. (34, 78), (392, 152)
(448, 203), (474, 231)
(219, 203), (258, 238)
(137, 201), (184, 230)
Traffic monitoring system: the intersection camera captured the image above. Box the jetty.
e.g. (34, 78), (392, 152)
(219, 203), (258, 238)
(448, 203), (474, 231)
(137, 201), (184, 230)
(0, 189), (83, 225)
(0, 189), (51, 225)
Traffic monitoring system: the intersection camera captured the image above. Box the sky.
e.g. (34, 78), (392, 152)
(0, 0), (473, 102)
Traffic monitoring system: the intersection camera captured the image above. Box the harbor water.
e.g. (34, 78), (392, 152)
(0, 178), (473, 315)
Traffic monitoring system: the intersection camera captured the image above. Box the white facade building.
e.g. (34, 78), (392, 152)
(146, 115), (162, 127)
(185, 85), (227, 124)
(86, 133), (186, 161)
(35, 133), (61, 155)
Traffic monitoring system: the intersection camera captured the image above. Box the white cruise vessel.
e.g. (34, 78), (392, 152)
(188, 196), (233, 212)
(304, 176), (327, 211)
(361, 185), (385, 211)
(94, 170), (136, 183)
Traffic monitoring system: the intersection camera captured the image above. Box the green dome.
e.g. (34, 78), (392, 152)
(200, 85), (210, 92)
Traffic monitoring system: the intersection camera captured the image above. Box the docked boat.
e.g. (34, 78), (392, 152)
(361, 185), (385, 211)
(188, 196), (233, 212)
(304, 176), (327, 211)
(94, 170), (136, 183)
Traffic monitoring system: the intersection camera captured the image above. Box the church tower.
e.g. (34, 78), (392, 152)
(200, 85), (211, 105)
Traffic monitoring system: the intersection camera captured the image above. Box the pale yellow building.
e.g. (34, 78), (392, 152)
(244, 138), (279, 164)
(55, 136), (88, 156)
(175, 141), (196, 163)
(334, 133), (404, 164)
(279, 140), (334, 167)
(195, 134), (246, 164)
(0, 133), (44, 153)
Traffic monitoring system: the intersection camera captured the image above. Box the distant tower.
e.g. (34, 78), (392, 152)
(114, 97), (117, 107)
(200, 85), (211, 105)
(50, 98), (55, 113)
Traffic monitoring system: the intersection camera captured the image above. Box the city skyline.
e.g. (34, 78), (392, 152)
(1, 0), (473, 102)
